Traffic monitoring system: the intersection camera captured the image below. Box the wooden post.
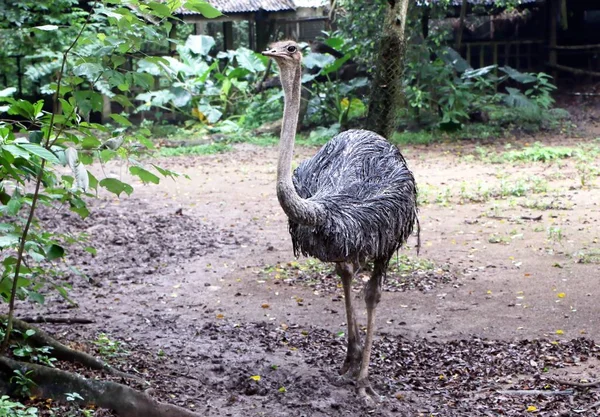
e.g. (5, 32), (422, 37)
(479, 44), (484, 68)
(256, 19), (269, 52)
(249, 20), (256, 50)
(493, 43), (498, 67)
(168, 20), (177, 54)
(455, 0), (468, 52)
(16, 56), (22, 98)
(223, 21), (234, 50)
(421, 6), (430, 39)
(549, 0), (558, 75)
(466, 43), (471, 66)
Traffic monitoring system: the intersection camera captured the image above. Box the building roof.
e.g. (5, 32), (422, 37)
(418, 0), (539, 5)
(177, 0), (325, 15)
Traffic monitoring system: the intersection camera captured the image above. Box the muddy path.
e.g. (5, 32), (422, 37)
(26, 136), (600, 415)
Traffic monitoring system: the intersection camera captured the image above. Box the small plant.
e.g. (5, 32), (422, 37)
(66, 392), (84, 402)
(547, 227), (564, 244)
(10, 370), (36, 398)
(92, 334), (128, 359)
(0, 396), (37, 417)
(488, 234), (511, 245)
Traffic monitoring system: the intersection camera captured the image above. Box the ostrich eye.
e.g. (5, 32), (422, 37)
(286, 45), (297, 53)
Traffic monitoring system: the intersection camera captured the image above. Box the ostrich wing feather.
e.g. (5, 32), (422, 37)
(290, 129), (419, 264)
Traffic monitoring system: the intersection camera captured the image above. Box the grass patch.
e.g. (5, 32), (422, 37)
(158, 143), (232, 156)
(575, 249), (600, 264)
(503, 143), (576, 162)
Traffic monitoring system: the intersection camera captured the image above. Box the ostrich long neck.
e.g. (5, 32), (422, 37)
(277, 63), (324, 226)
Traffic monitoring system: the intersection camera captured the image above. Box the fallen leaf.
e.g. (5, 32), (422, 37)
(278, 386), (286, 393)
(556, 329), (564, 335)
(216, 313), (224, 319)
(557, 292), (566, 298)
(261, 303), (270, 309)
(250, 375), (261, 381)
(526, 405), (538, 412)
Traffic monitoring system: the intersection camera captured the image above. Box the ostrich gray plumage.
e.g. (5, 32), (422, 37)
(262, 40), (419, 402)
(290, 129), (419, 265)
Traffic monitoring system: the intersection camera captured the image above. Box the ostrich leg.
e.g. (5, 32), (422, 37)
(356, 259), (385, 401)
(336, 262), (362, 377)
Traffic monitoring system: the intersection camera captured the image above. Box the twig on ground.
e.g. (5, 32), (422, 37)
(487, 215), (543, 221)
(496, 389), (574, 396)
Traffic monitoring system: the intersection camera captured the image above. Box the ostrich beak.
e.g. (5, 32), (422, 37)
(262, 49), (277, 57)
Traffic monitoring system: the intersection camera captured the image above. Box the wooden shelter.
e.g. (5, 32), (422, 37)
(421, 0), (600, 80)
(176, 0), (328, 52)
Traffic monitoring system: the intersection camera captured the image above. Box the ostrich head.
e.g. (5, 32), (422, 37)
(262, 41), (302, 84)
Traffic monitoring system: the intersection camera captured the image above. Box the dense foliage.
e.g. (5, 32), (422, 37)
(0, 0), (220, 350)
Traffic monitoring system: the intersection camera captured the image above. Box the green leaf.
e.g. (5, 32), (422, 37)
(84, 246), (97, 256)
(0, 235), (20, 248)
(184, 0), (222, 18)
(73, 63), (104, 80)
(303, 53), (335, 70)
(29, 131), (44, 144)
(110, 114), (132, 127)
(45, 244), (65, 261)
(16, 143), (60, 164)
(2, 144), (30, 159)
(7, 195), (22, 216)
(197, 103), (222, 123)
(8, 100), (36, 119)
(148, 1), (171, 17)
(185, 35), (215, 56)
(130, 166), (160, 184)
(235, 48), (266, 73)
(100, 178), (133, 196)
(28, 292), (45, 304)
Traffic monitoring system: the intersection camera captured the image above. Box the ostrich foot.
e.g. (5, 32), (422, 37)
(339, 346), (363, 377)
(357, 379), (380, 405)
(338, 357), (361, 377)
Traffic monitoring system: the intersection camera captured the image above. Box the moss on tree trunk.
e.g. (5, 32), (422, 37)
(366, 0), (410, 139)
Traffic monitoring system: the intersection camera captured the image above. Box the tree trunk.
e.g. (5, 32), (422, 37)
(366, 0), (410, 139)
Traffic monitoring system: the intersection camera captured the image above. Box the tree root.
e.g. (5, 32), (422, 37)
(0, 357), (201, 417)
(553, 378), (600, 388)
(2, 316), (142, 383)
(20, 316), (94, 325)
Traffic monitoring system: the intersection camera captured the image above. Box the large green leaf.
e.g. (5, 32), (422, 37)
(184, 0), (222, 18)
(110, 114), (133, 127)
(185, 35), (215, 56)
(500, 66), (537, 84)
(235, 48), (266, 73)
(303, 53), (335, 70)
(130, 166), (160, 184)
(73, 63), (104, 80)
(16, 143), (60, 164)
(99, 178), (133, 196)
(45, 244), (65, 261)
(147, 1), (171, 17)
(0, 234), (20, 248)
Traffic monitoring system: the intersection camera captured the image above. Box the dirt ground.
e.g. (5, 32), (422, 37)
(26, 126), (600, 416)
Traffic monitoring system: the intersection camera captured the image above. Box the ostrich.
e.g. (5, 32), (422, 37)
(262, 41), (419, 402)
